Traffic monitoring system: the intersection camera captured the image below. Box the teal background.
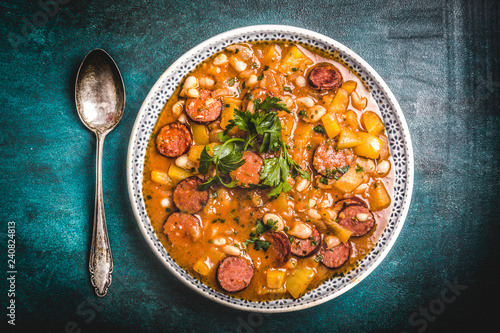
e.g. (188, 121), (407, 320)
(1, 0), (499, 332)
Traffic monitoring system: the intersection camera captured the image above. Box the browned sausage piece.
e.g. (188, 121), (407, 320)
(229, 151), (263, 187)
(173, 176), (209, 214)
(241, 88), (273, 112)
(217, 256), (254, 292)
(313, 140), (356, 178)
(155, 122), (193, 158)
(307, 63), (343, 90)
(319, 242), (350, 269)
(290, 225), (321, 257)
(185, 89), (223, 124)
(266, 232), (291, 265)
(333, 197), (368, 214)
(163, 212), (201, 246)
(337, 204), (375, 237)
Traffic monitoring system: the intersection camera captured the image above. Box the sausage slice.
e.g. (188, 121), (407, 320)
(319, 242), (350, 269)
(229, 151), (263, 187)
(337, 204), (375, 237)
(266, 232), (291, 265)
(290, 225), (321, 257)
(156, 122), (192, 158)
(313, 140), (356, 178)
(333, 197), (368, 214)
(173, 176), (209, 214)
(217, 256), (254, 292)
(185, 89), (223, 124)
(307, 63), (343, 90)
(163, 213), (201, 246)
(241, 88), (273, 112)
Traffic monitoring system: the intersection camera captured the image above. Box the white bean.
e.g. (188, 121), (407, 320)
(175, 154), (197, 171)
(263, 213), (285, 232)
(307, 208), (322, 220)
(302, 105), (327, 123)
(295, 178), (310, 192)
(288, 222), (312, 239)
(308, 199), (317, 208)
(295, 75), (306, 87)
(324, 235), (341, 249)
(377, 160), (391, 175)
(222, 245), (241, 256)
(199, 76), (215, 88)
(160, 197), (171, 208)
(213, 53), (228, 66)
(177, 113), (188, 124)
(172, 101), (185, 118)
(184, 76), (198, 89)
(186, 88), (199, 98)
(229, 55), (247, 72)
(248, 74), (258, 86)
(296, 96), (315, 108)
(213, 237), (227, 246)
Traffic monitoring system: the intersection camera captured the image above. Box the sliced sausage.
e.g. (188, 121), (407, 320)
(337, 204), (375, 237)
(266, 232), (291, 265)
(185, 89), (223, 124)
(163, 212), (201, 246)
(173, 176), (209, 214)
(313, 140), (356, 178)
(229, 151), (263, 187)
(333, 197), (368, 214)
(290, 224), (321, 257)
(319, 242), (350, 269)
(241, 88), (273, 112)
(307, 63), (343, 90)
(217, 256), (254, 292)
(156, 122), (192, 158)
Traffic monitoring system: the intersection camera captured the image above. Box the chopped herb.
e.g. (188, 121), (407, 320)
(225, 104), (230, 108)
(288, 236), (294, 243)
(306, 144), (312, 151)
(211, 218), (225, 224)
(243, 237), (271, 251)
(314, 125), (326, 134)
(356, 163), (364, 174)
(298, 110), (307, 117)
(253, 62), (259, 68)
(212, 192), (218, 198)
(242, 81), (247, 89)
(257, 74), (264, 81)
(291, 67), (298, 72)
(374, 183), (378, 188)
(228, 77), (236, 86)
(146, 195), (152, 200)
(319, 177), (328, 185)
(314, 255), (323, 263)
(334, 145), (339, 152)
(263, 65), (270, 71)
(337, 165), (350, 174)
(284, 86), (292, 92)
(165, 207), (171, 213)
(208, 239), (214, 244)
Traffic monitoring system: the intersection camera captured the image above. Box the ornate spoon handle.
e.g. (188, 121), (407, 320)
(89, 132), (113, 297)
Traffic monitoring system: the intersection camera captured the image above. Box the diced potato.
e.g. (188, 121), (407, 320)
(324, 220), (352, 243)
(368, 180), (391, 211)
(222, 96), (242, 106)
(279, 46), (313, 74)
(281, 117), (295, 140)
(220, 99), (241, 135)
(351, 91), (367, 111)
(321, 112), (341, 138)
(151, 170), (173, 187)
(187, 145), (205, 162)
(321, 95), (334, 109)
(285, 268), (315, 299)
(191, 122), (209, 145)
(337, 127), (361, 149)
(273, 191), (289, 212)
(341, 80), (357, 95)
(345, 110), (359, 131)
(168, 163), (194, 184)
(267, 269), (287, 289)
(263, 44), (281, 63)
(193, 250), (225, 276)
(333, 166), (365, 193)
(361, 111), (385, 136)
(328, 88), (349, 113)
(353, 132), (384, 159)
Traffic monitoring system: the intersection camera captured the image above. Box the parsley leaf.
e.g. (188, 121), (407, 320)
(243, 237), (271, 252)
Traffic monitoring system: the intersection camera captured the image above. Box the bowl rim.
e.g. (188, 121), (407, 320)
(127, 24), (414, 313)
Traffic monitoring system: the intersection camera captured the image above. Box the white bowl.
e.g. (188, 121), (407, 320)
(127, 25), (414, 312)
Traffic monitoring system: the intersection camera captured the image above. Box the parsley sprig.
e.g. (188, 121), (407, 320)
(197, 138), (246, 190)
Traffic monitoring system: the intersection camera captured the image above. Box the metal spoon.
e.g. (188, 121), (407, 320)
(75, 49), (125, 297)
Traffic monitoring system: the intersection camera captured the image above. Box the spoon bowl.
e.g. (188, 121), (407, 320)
(75, 49), (125, 297)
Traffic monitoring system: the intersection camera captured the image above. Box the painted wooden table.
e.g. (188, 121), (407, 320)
(1, 0), (498, 332)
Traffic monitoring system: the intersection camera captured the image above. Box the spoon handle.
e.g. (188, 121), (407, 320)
(89, 133), (113, 297)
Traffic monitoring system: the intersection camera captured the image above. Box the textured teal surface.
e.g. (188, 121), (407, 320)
(1, 0), (498, 332)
